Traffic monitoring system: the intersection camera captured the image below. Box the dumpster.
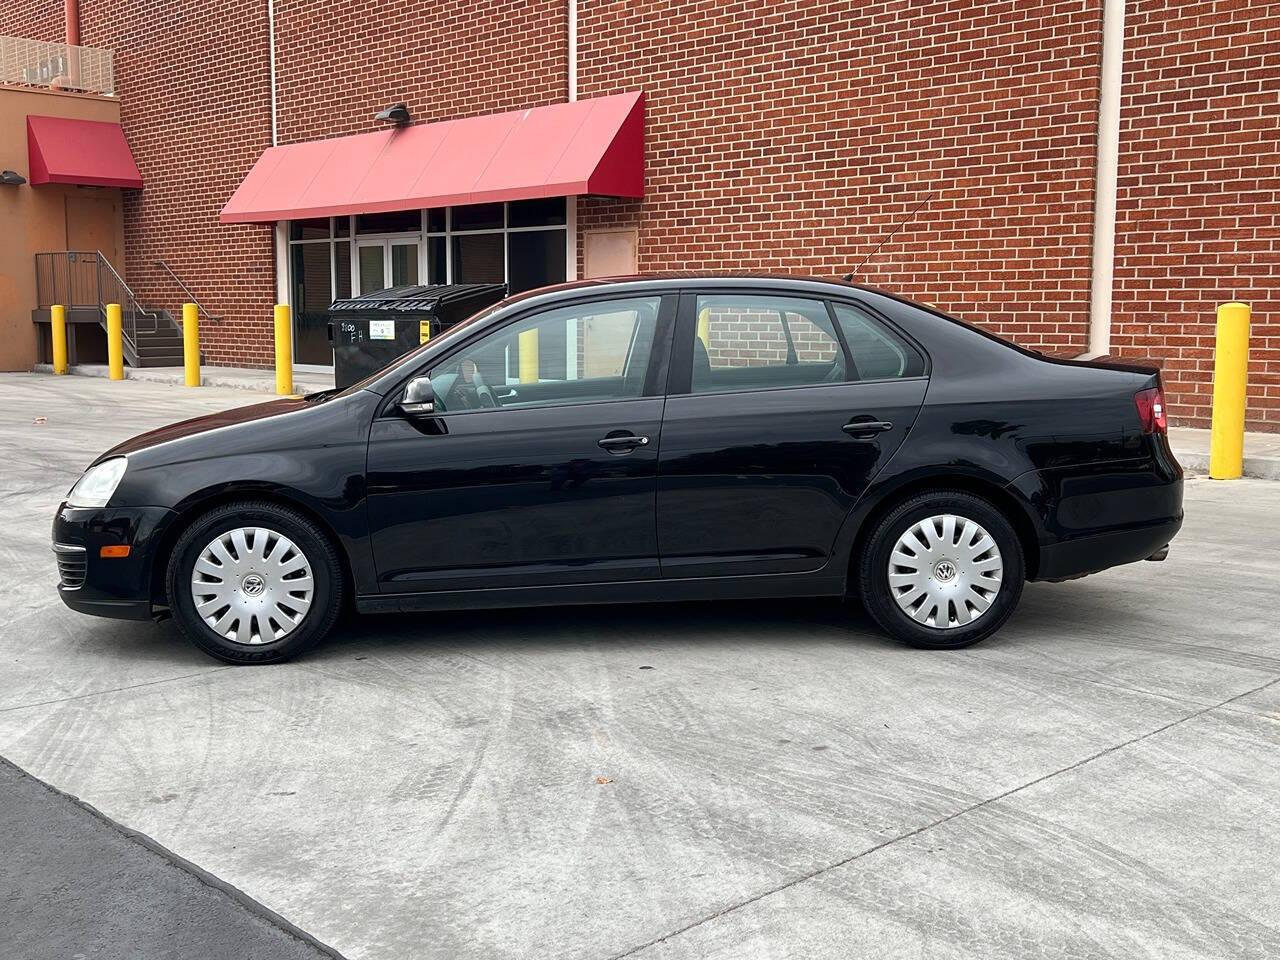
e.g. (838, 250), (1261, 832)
(327, 283), (506, 388)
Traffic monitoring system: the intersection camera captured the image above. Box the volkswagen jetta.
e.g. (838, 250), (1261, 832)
(53, 276), (1183, 663)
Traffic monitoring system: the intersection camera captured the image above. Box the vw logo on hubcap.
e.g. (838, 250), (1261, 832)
(241, 573), (267, 597)
(933, 560), (957, 582)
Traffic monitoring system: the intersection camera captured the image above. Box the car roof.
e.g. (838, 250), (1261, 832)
(499, 272), (883, 307)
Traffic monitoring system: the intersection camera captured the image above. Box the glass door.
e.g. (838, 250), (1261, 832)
(357, 241), (386, 295)
(356, 238), (420, 293)
(390, 241), (419, 287)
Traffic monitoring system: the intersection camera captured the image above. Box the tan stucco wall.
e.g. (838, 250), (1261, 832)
(0, 85), (127, 371)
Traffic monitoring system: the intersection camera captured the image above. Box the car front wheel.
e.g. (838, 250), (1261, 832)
(857, 490), (1025, 649)
(166, 501), (345, 664)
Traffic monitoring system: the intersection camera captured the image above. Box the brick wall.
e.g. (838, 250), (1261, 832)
(1, 0), (63, 42)
(272, 0), (566, 141)
(577, 0), (1104, 358)
(1, 0), (1275, 425)
(1113, 1), (1280, 430)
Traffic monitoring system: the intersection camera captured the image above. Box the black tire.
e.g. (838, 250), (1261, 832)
(166, 501), (345, 664)
(856, 490), (1024, 649)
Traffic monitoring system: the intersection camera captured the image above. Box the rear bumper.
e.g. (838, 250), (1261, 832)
(1035, 515), (1182, 582)
(52, 502), (174, 621)
(1008, 447), (1184, 582)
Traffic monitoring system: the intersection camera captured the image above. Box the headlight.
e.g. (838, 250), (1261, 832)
(67, 457), (128, 508)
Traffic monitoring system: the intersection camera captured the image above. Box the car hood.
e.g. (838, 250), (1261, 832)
(99, 395), (317, 462)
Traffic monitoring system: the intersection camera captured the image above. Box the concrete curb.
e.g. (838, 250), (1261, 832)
(1171, 450), (1280, 481)
(0, 754), (349, 959)
(33, 363), (333, 396)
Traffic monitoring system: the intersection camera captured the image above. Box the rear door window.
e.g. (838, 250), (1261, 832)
(690, 294), (845, 394)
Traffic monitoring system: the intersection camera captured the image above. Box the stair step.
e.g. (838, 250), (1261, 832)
(133, 356), (186, 368)
(137, 335), (185, 347)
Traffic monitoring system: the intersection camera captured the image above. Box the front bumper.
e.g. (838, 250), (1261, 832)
(52, 503), (175, 620)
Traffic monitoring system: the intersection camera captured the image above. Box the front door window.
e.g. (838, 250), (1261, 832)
(428, 296), (662, 413)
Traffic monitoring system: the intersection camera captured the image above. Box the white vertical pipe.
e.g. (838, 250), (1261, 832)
(267, 0), (278, 146)
(1088, 0), (1126, 357)
(567, 0), (577, 103)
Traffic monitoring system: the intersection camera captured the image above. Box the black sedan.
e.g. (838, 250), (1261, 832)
(53, 275), (1183, 663)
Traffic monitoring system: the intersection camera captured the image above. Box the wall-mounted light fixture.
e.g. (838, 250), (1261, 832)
(375, 103), (411, 127)
(1, 170), (26, 186)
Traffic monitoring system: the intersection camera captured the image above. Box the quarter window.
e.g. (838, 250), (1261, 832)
(831, 303), (925, 379)
(690, 294), (844, 394)
(430, 296), (662, 412)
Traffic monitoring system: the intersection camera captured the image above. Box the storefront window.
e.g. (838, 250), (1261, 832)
(508, 230), (567, 295)
(286, 200), (571, 364)
(451, 203), (504, 232)
(290, 218), (329, 241)
(290, 241), (335, 365)
(509, 197), (567, 228)
(356, 210), (421, 234)
(452, 233), (505, 284)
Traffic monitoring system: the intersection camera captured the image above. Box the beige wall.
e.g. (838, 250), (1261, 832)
(0, 85), (126, 371)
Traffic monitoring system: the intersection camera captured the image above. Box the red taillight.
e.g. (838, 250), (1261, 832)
(1134, 387), (1167, 434)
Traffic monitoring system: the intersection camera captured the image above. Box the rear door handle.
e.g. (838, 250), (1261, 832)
(842, 420), (893, 439)
(598, 434), (650, 451)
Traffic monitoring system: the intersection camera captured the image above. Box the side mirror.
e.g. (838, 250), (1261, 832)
(400, 376), (435, 416)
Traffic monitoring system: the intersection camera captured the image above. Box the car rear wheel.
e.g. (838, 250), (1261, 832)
(857, 491), (1024, 649)
(166, 501), (344, 664)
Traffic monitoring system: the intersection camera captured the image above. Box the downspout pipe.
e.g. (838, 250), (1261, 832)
(267, 0), (278, 146)
(1086, 0), (1126, 359)
(65, 0), (79, 46)
(567, 0), (577, 103)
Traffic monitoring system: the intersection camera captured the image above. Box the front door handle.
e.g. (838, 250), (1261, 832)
(598, 434), (650, 452)
(842, 420), (893, 439)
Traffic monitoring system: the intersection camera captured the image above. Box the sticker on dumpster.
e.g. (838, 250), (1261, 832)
(419, 321), (431, 344)
(369, 320), (395, 340)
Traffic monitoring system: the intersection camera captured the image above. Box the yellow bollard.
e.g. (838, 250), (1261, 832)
(182, 303), (200, 387)
(106, 303), (124, 380)
(51, 304), (68, 374)
(519, 328), (539, 384)
(697, 306), (711, 348)
(274, 304), (293, 396)
(1208, 302), (1250, 480)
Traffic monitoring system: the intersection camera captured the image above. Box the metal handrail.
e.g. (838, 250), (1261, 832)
(96, 253), (161, 347)
(155, 260), (222, 323)
(33, 250), (161, 358)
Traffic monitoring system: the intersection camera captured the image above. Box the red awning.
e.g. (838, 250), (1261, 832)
(27, 115), (143, 189)
(220, 91), (643, 224)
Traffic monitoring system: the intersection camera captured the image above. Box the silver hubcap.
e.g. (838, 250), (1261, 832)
(888, 514), (1002, 629)
(190, 527), (314, 645)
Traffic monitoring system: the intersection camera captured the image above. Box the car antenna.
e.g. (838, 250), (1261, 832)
(842, 190), (935, 282)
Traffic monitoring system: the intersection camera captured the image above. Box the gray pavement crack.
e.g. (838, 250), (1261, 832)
(605, 673), (1280, 960)
(0, 666), (236, 714)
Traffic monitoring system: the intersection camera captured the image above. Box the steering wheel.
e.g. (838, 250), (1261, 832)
(463, 360), (499, 408)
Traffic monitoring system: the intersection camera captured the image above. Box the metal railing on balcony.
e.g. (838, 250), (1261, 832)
(35, 251), (160, 354)
(0, 35), (114, 96)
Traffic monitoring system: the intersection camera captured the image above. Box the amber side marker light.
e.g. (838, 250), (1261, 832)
(100, 545), (131, 558)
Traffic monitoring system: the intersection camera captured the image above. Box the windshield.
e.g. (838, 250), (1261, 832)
(331, 298), (512, 397)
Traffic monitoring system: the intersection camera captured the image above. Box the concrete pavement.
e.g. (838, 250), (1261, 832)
(1, 372), (1279, 959)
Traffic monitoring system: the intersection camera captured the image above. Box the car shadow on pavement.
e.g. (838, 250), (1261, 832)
(92, 580), (1132, 667)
